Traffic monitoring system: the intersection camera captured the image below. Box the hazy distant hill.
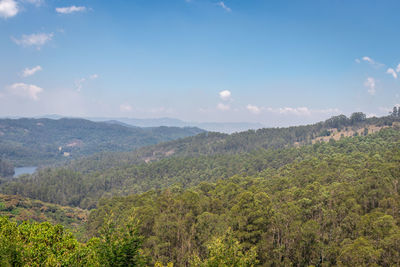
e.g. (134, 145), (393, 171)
(0, 118), (204, 166)
(87, 117), (265, 133)
(29, 115), (264, 133)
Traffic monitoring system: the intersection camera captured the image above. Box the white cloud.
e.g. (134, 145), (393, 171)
(217, 1), (231, 12)
(8, 83), (43, 100)
(22, 65), (42, 77)
(396, 63), (400, 73)
(219, 90), (231, 101)
(362, 56), (374, 64)
(12, 33), (53, 48)
(75, 74), (98, 91)
(361, 56), (384, 68)
(56, 6), (86, 14)
(387, 68), (398, 79)
(217, 103), (230, 111)
(364, 77), (376, 95)
(0, 0), (18, 19)
(379, 105), (400, 115)
(75, 78), (86, 92)
(246, 104), (261, 114)
(120, 104), (132, 112)
(274, 107), (311, 116)
(264, 106), (340, 116)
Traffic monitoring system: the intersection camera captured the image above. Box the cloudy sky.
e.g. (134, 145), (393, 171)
(0, 0), (399, 126)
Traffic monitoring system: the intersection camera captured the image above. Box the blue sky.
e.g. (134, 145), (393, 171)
(0, 0), (399, 126)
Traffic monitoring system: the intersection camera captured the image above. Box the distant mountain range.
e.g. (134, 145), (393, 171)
(25, 115), (264, 133)
(2, 115), (265, 133)
(89, 117), (264, 133)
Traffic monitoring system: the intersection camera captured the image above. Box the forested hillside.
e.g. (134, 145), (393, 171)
(66, 112), (399, 174)
(86, 127), (400, 266)
(0, 118), (204, 166)
(1, 113), (400, 265)
(2, 113), (398, 209)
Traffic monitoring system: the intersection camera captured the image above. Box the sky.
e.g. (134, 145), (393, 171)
(0, 0), (399, 127)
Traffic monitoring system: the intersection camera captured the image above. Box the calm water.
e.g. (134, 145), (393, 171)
(13, 166), (37, 177)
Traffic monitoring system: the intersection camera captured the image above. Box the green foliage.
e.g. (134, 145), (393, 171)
(0, 216), (146, 266)
(191, 228), (258, 267)
(91, 214), (147, 266)
(0, 216), (83, 266)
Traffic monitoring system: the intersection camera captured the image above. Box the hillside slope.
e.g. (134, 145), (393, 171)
(67, 113), (398, 174)
(0, 118), (204, 166)
(2, 113), (399, 209)
(0, 194), (87, 235)
(85, 126), (400, 266)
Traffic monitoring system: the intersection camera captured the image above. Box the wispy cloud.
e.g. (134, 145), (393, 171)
(0, 0), (18, 19)
(364, 77), (376, 95)
(219, 90), (231, 101)
(396, 64), (400, 73)
(245, 105), (340, 116)
(359, 56), (384, 68)
(75, 78), (86, 92)
(379, 104), (400, 115)
(217, 102), (230, 111)
(120, 104), (132, 112)
(12, 33), (53, 49)
(75, 74), (98, 91)
(387, 68), (398, 79)
(22, 65), (42, 77)
(217, 1), (231, 12)
(89, 74), (98, 80)
(269, 107), (312, 116)
(56, 5), (86, 14)
(362, 56), (374, 64)
(246, 104), (261, 114)
(7, 83), (43, 100)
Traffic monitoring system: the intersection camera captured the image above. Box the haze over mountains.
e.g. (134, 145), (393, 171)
(30, 115), (264, 133)
(2, 115), (264, 133)
(91, 117), (265, 134)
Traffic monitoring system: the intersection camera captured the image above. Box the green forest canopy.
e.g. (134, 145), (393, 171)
(1, 111), (400, 266)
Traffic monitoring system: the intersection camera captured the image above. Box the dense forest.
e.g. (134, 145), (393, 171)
(86, 127), (400, 266)
(63, 112), (399, 174)
(1, 111), (400, 266)
(0, 118), (204, 166)
(1, 112), (399, 209)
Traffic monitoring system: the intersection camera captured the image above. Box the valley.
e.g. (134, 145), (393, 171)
(1, 112), (400, 265)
